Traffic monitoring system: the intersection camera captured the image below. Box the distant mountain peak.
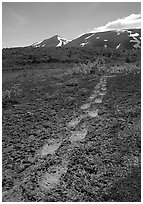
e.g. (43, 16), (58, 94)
(31, 28), (141, 50)
(32, 35), (71, 48)
(65, 28), (141, 50)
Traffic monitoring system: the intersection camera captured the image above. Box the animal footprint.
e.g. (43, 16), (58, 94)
(67, 114), (86, 128)
(39, 140), (62, 157)
(39, 161), (68, 191)
(80, 103), (91, 110)
(87, 109), (98, 118)
(70, 128), (88, 142)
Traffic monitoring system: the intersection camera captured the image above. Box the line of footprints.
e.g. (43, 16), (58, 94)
(38, 75), (109, 192)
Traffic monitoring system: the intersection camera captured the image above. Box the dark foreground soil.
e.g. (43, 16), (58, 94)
(2, 63), (141, 202)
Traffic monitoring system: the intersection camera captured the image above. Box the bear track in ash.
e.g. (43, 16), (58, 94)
(38, 74), (113, 192)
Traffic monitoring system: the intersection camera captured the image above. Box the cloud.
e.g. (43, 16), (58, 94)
(76, 13), (141, 37)
(90, 13), (141, 33)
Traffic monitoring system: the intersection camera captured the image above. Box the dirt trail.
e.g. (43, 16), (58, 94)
(37, 75), (111, 192)
(3, 74), (115, 201)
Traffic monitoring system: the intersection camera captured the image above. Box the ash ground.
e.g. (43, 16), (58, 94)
(2, 59), (141, 202)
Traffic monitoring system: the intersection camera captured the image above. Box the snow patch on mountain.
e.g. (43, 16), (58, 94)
(129, 32), (139, 37)
(32, 40), (43, 47)
(56, 36), (71, 47)
(128, 30), (141, 48)
(80, 42), (89, 47)
(130, 38), (140, 48)
(85, 34), (95, 40)
(116, 44), (121, 49)
(57, 36), (63, 47)
(79, 34), (95, 47)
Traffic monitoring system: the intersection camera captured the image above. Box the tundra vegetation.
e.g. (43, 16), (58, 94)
(2, 46), (141, 202)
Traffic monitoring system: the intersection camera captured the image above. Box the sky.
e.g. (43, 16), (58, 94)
(2, 2), (141, 48)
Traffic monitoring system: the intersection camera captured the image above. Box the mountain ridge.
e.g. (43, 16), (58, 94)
(32, 35), (71, 48)
(31, 28), (141, 50)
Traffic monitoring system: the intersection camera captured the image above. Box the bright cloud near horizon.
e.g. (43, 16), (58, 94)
(77, 13), (141, 37)
(91, 13), (141, 33)
(2, 2), (141, 48)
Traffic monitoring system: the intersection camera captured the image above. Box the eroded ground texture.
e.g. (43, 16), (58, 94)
(2, 64), (141, 202)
